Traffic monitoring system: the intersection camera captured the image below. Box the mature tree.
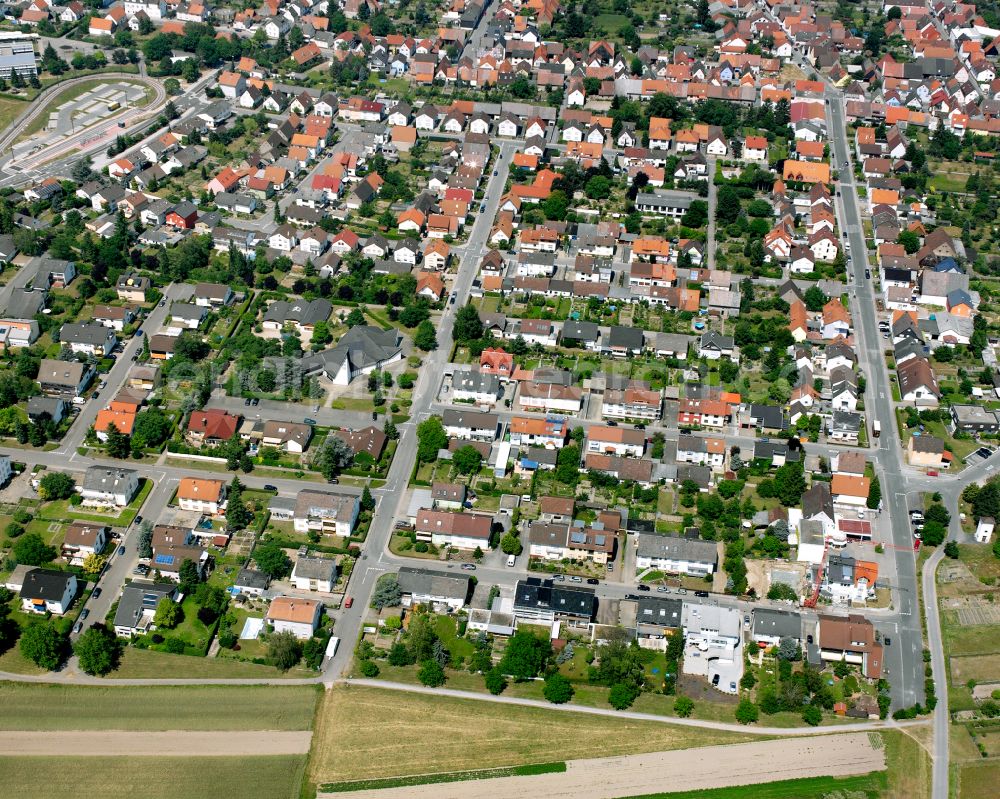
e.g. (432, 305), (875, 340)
(867, 475), (881, 510)
(499, 631), (551, 680)
(225, 478), (252, 530)
(254, 542), (292, 579)
(418, 658), (446, 687)
(416, 416), (447, 463)
(38, 472), (75, 500)
(360, 485), (376, 512)
(414, 319), (438, 351)
(555, 445), (581, 485)
(944, 541), (960, 559)
(153, 597), (183, 629)
(19, 622), (66, 669)
(608, 682), (640, 710)
(268, 631), (302, 671)
(453, 304), (484, 343)
(716, 185), (742, 225)
(82, 553), (108, 577)
(131, 409), (172, 450)
(137, 519), (154, 559)
(13, 533), (56, 566)
(543, 672), (574, 704)
(178, 559), (201, 594)
(778, 637), (799, 661)
(312, 435), (355, 479)
(344, 307), (366, 328)
(925, 503), (951, 526)
(921, 520), (946, 547)
(499, 533), (522, 555)
(371, 574), (402, 610)
(585, 175), (611, 200)
(773, 462), (806, 507)
(804, 285), (827, 312)
(104, 422), (131, 459)
(74, 624), (120, 675)
(802, 704), (823, 726)
(452, 445), (483, 475)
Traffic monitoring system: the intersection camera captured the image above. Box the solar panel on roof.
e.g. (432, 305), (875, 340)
(154, 554), (173, 565)
(570, 531), (587, 544)
(594, 535), (606, 546)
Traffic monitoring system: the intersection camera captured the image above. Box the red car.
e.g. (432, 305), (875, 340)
(927, 470), (939, 477)
(344, 596), (353, 609)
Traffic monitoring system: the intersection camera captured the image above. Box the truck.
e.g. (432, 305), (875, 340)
(872, 420), (881, 438)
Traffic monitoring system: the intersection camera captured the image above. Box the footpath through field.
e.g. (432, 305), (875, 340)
(321, 733), (886, 799)
(0, 730), (312, 756)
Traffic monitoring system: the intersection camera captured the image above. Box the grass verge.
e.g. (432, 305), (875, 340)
(0, 755), (305, 799)
(321, 762), (566, 792)
(104, 646), (316, 679)
(0, 682), (320, 731)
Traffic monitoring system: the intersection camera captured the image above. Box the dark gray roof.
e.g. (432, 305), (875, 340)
(514, 577), (595, 619)
(263, 298), (333, 326)
(752, 609), (802, 640)
(300, 325), (401, 379)
(441, 408), (498, 431)
(21, 568), (74, 601)
(636, 596), (683, 629)
(607, 325), (644, 350)
(235, 568), (269, 590)
(561, 320), (600, 342)
(802, 481), (833, 520)
(113, 582), (176, 630)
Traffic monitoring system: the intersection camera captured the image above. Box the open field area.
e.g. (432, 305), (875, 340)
(321, 733), (886, 799)
(308, 685), (753, 787)
(957, 761), (1000, 799)
(0, 755), (306, 799)
(103, 646), (316, 679)
(0, 682), (319, 731)
(0, 96), (27, 136)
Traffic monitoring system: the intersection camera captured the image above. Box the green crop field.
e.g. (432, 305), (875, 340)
(0, 756), (305, 799)
(0, 683), (319, 731)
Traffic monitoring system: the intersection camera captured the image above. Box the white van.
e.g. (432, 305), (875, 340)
(506, 554), (516, 567)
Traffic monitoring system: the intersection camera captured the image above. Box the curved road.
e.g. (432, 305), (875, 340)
(0, 72), (165, 156)
(6, 77), (167, 173)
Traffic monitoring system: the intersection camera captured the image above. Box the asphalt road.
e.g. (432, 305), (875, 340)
(827, 94), (923, 712)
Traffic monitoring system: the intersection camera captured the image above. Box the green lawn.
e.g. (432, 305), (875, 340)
(0, 756), (306, 799)
(105, 647), (314, 679)
(0, 95), (27, 137)
(0, 683), (320, 731)
(432, 614), (476, 662)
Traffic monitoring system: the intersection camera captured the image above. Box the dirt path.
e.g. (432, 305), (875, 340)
(0, 730), (312, 756)
(322, 733), (885, 799)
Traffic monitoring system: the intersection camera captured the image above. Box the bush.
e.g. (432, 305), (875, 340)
(801, 704), (822, 726)
(358, 659), (380, 678)
(484, 667), (507, 695)
(164, 638), (186, 654)
(674, 695), (694, 717)
(735, 698), (759, 725)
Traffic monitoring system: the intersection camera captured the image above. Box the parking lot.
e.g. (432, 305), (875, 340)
(964, 445), (995, 467)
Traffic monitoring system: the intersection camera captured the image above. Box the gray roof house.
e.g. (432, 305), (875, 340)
(752, 608), (803, 645)
(397, 566), (471, 611)
(634, 533), (718, 576)
(113, 582), (178, 637)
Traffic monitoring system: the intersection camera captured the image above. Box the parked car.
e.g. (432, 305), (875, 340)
(586, 578), (599, 585)
(570, 575), (582, 583)
(264, 484), (277, 492)
(303, 418), (317, 425)
(80, 608), (90, 620)
(92, 587), (101, 598)
(73, 622), (82, 634)
(694, 590), (709, 598)
(461, 564), (477, 571)
(676, 588), (688, 595)
(637, 584), (650, 591)
(133, 515), (142, 525)
(553, 574), (565, 581)
(884, 637), (892, 646)
(344, 596), (353, 608)
(657, 586), (669, 593)
(118, 545), (126, 555)
(712, 674), (721, 686)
